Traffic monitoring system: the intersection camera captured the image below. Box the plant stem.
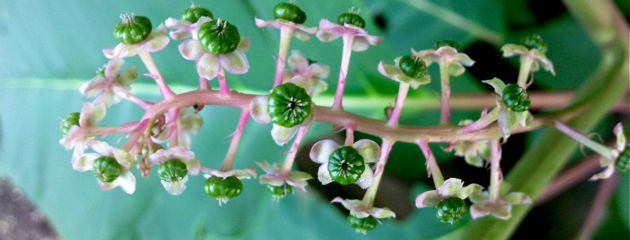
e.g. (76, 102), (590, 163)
(362, 139), (394, 206)
(217, 66), (231, 97)
(488, 140), (502, 201)
(281, 125), (310, 172)
(517, 56), (534, 88)
(538, 154), (602, 204)
(417, 140), (444, 188)
(199, 76), (211, 90)
(459, 107), (500, 133)
(113, 86), (153, 109)
(273, 27), (294, 88)
(439, 63), (452, 125)
(578, 174), (619, 240)
(388, 83), (410, 127)
(344, 127), (355, 146)
(332, 35), (355, 111)
(138, 52), (175, 99)
(555, 121), (614, 160)
(222, 109), (250, 170)
(168, 108), (180, 147)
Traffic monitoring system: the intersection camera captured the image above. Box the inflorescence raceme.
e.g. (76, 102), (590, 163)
(59, 2), (627, 234)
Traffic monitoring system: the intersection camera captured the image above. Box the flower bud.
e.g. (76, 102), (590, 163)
(114, 14), (152, 44)
(502, 84), (531, 112)
(92, 156), (122, 183)
(60, 112), (80, 134)
(181, 5), (213, 23)
(157, 159), (188, 182)
(273, 2), (307, 24)
(204, 176), (243, 202)
(398, 55), (427, 79)
(436, 197), (468, 224)
(198, 19), (241, 54)
(328, 146), (365, 185)
(267, 83), (313, 128)
(347, 215), (378, 233)
(337, 12), (365, 29)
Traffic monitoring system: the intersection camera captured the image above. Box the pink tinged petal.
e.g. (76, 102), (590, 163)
(309, 139), (339, 164)
(504, 192), (532, 205)
(111, 148), (135, 169)
(233, 168), (257, 179)
(590, 165), (615, 180)
(353, 139), (380, 163)
(351, 37), (369, 52)
(271, 125), (298, 146)
(103, 43), (126, 59)
(438, 178), (465, 197)
(79, 102), (106, 127)
(250, 96), (271, 124)
(161, 176), (188, 195)
(186, 159), (202, 175)
(309, 79), (328, 97)
(115, 171), (137, 194)
(413, 49), (439, 65)
(294, 31), (311, 41)
(220, 52), (250, 75)
(370, 207), (396, 219)
(256, 161), (277, 174)
(196, 53), (220, 80)
(165, 17), (182, 28)
(492, 204), (512, 220)
(470, 204), (490, 219)
(118, 67), (138, 86)
(105, 58), (124, 79)
(170, 28), (191, 41)
(356, 166), (373, 189)
(179, 39), (205, 61)
(143, 35), (169, 53)
(455, 53), (475, 67)
(415, 190), (442, 208)
(449, 63), (466, 76)
(73, 152), (99, 172)
(254, 18), (272, 28)
(89, 140), (114, 156)
(288, 51), (308, 69)
(260, 175), (285, 187)
(614, 122), (626, 151)
(483, 78), (507, 96)
(238, 38), (251, 52)
(60, 127), (83, 149)
(331, 198), (370, 218)
(317, 164), (333, 185)
(501, 44), (528, 58)
(79, 78), (105, 97)
(458, 183), (484, 199)
(377, 61), (403, 82)
(117, 44), (141, 58)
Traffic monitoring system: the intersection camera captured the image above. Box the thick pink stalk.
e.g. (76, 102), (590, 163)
(387, 83), (410, 127)
(122, 119), (151, 151)
(281, 125), (311, 172)
(273, 27), (294, 88)
(217, 66), (231, 96)
(362, 139), (394, 205)
(489, 139), (502, 200)
(439, 63), (451, 125)
(168, 108), (180, 147)
(199, 76), (211, 90)
(113, 86), (153, 109)
(222, 110), (250, 170)
(138, 52), (175, 99)
(417, 140), (445, 188)
(332, 35), (355, 111)
(344, 127), (355, 146)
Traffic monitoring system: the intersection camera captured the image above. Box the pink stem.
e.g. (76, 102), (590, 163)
(113, 86), (153, 109)
(439, 63), (451, 125)
(332, 35), (355, 111)
(273, 27), (294, 88)
(538, 154), (602, 204)
(81, 121), (141, 136)
(281, 125), (311, 172)
(578, 174), (619, 239)
(362, 139), (394, 205)
(489, 139), (502, 200)
(222, 109), (250, 170)
(417, 140), (445, 188)
(122, 119), (151, 151)
(168, 108), (180, 147)
(199, 76), (211, 91)
(138, 52), (175, 99)
(459, 107), (500, 134)
(387, 83), (410, 127)
(555, 121), (614, 159)
(344, 126), (355, 146)
(217, 66), (231, 97)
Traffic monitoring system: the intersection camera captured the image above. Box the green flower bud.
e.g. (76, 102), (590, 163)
(347, 215), (378, 233)
(266, 184), (293, 200)
(181, 5), (213, 23)
(435, 39), (460, 51)
(198, 19), (241, 54)
(273, 2), (307, 24)
(328, 146), (365, 185)
(521, 35), (548, 54)
(60, 112), (80, 134)
(502, 84), (531, 112)
(204, 176), (243, 200)
(436, 197), (467, 224)
(267, 83), (313, 128)
(337, 12), (365, 29)
(398, 55), (427, 79)
(92, 156), (122, 183)
(157, 159), (188, 182)
(113, 15), (153, 44)
(616, 146), (629, 172)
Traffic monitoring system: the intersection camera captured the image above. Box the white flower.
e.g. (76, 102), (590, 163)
(308, 139), (380, 189)
(284, 51), (329, 96)
(415, 178), (483, 208)
(413, 46), (474, 76)
(377, 57), (431, 89)
(103, 24), (170, 59)
(80, 58), (137, 106)
(152, 108), (203, 149)
(483, 78), (533, 139)
(72, 140), (137, 194)
(469, 183), (531, 220)
(590, 122), (628, 180)
(257, 161), (312, 192)
(165, 16), (212, 40)
(202, 167), (257, 180)
(59, 102), (106, 149)
(331, 197), (396, 219)
(316, 19), (382, 52)
(502, 44), (555, 75)
(148, 146), (202, 195)
(448, 120), (492, 167)
(179, 37), (250, 80)
(255, 18), (317, 41)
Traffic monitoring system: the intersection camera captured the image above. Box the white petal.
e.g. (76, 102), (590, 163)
(504, 192), (532, 205)
(309, 139), (339, 164)
(482, 78), (507, 96)
(72, 152), (98, 172)
(501, 44), (528, 58)
(89, 140), (113, 156)
(115, 171), (137, 194)
(470, 204), (490, 219)
(79, 102), (106, 127)
(590, 165), (615, 180)
(438, 178), (465, 197)
(271, 125), (298, 146)
(614, 122), (626, 151)
(220, 52), (249, 75)
(377, 61), (403, 83)
(353, 139), (381, 163)
(186, 159), (202, 175)
(161, 176), (188, 195)
(415, 190), (442, 208)
(178, 39), (205, 61)
(352, 37), (369, 52)
(196, 54), (220, 80)
(105, 58), (124, 79)
(370, 207), (396, 219)
(458, 183), (484, 199)
(250, 96), (271, 124)
(449, 63), (466, 76)
(317, 164), (333, 185)
(143, 35), (170, 53)
(356, 166), (373, 189)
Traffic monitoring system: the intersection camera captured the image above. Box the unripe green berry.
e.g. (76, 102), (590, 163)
(435, 39), (460, 51)
(198, 19), (241, 54)
(157, 159), (188, 182)
(273, 2), (307, 24)
(502, 84), (531, 112)
(398, 55), (427, 79)
(436, 197), (467, 224)
(266, 184), (293, 199)
(92, 156), (122, 183)
(60, 112), (80, 134)
(521, 35), (548, 54)
(328, 146), (365, 185)
(181, 5), (213, 23)
(113, 15), (152, 44)
(347, 215), (378, 233)
(204, 176), (243, 200)
(616, 146), (630, 172)
(267, 83), (313, 128)
(337, 12), (365, 28)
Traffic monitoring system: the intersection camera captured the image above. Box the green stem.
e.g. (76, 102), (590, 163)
(516, 56), (533, 88)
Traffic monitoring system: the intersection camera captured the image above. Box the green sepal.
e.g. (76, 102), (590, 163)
(273, 2), (306, 24)
(198, 19), (241, 54)
(347, 215), (378, 233)
(436, 197), (468, 224)
(398, 55), (427, 79)
(337, 12), (365, 28)
(60, 112), (80, 134)
(113, 15), (153, 44)
(204, 176), (243, 199)
(92, 156), (122, 183)
(157, 159), (188, 182)
(181, 5), (213, 23)
(327, 146), (365, 185)
(267, 83), (313, 128)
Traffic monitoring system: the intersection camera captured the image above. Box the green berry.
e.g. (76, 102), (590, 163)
(92, 156), (122, 183)
(273, 2), (306, 24)
(204, 176), (243, 200)
(398, 55), (427, 79)
(502, 84), (531, 112)
(521, 35), (548, 54)
(113, 15), (152, 44)
(60, 112), (80, 134)
(337, 12), (365, 28)
(616, 146), (630, 172)
(436, 198), (467, 224)
(347, 215), (378, 233)
(267, 83), (313, 128)
(266, 184), (293, 199)
(157, 159), (188, 182)
(181, 5), (213, 23)
(328, 146), (365, 185)
(435, 39), (460, 51)
(198, 19), (241, 54)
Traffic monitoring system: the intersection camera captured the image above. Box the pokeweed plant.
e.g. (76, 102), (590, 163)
(57, 2), (629, 235)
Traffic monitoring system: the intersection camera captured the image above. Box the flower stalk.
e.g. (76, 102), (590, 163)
(361, 139), (394, 206)
(332, 35), (355, 111)
(281, 125), (310, 172)
(439, 62), (452, 124)
(222, 109), (250, 170)
(138, 52), (176, 99)
(488, 139), (502, 200)
(517, 56), (534, 88)
(387, 83), (410, 127)
(417, 140), (444, 188)
(554, 121), (614, 160)
(273, 27), (295, 87)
